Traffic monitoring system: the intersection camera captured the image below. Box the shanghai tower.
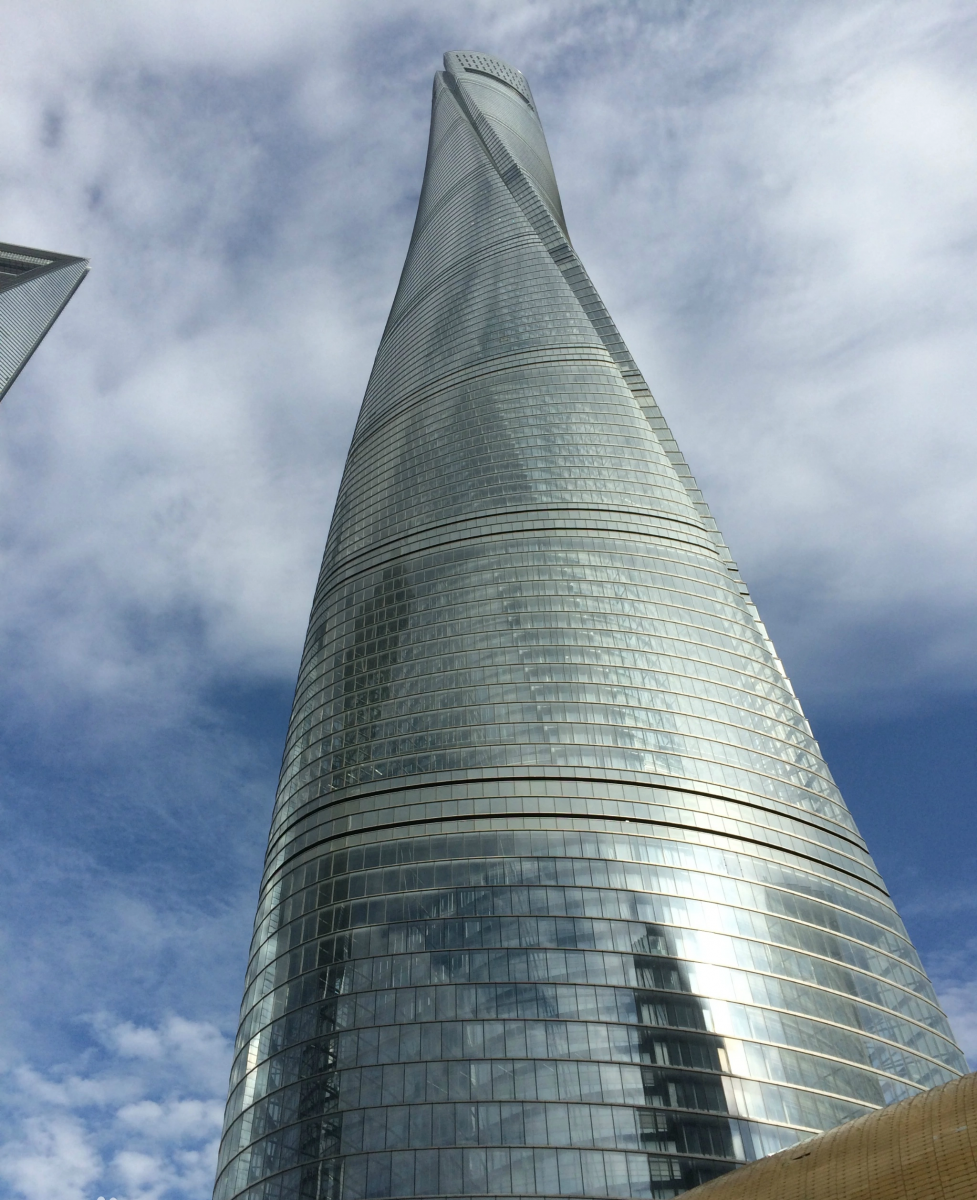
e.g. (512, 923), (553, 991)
(215, 52), (966, 1200)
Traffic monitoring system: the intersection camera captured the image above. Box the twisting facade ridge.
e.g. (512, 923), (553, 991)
(215, 53), (966, 1200)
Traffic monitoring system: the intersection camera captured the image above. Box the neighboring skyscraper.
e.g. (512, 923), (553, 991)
(0, 240), (88, 403)
(215, 53), (966, 1200)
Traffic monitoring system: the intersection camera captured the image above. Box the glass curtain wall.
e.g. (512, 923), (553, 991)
(214, 52), (966, 1200)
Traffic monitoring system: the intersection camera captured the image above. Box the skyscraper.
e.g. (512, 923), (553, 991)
(215, 52), (966, 1200)
(0, 241), (88, 403)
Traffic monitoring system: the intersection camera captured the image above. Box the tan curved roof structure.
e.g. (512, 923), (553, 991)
(683, 1071), (977, 1200)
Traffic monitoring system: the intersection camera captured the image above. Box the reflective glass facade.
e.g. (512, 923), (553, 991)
(0, 241), (88, 402)
(215, 52), (966, 1200)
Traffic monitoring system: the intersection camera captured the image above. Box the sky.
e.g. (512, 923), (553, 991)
(0, 2), (975, 1197)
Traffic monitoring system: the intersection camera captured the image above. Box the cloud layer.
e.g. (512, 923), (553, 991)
(2, 3), (975, 1197)
(0, 1015), (228, 1200)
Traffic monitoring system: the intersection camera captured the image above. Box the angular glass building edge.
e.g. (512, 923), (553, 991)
(215, 52), (966, 1200)
(0, 240), (89, 403)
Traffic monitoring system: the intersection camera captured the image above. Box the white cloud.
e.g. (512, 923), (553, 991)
(98, 1016), (230, 1095)
(0, 1113), (101, 1200)
(0, 1017), (229, 1200)
(938, 981), (977, 1070)
(116, 1099), (220, 1141)
(901, 888), (977, 1067)
(931, 938), (977, 1069)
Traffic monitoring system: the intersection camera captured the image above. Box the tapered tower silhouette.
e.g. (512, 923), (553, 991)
(215, 53), (965, 1200)
(0, 241), (88, 403)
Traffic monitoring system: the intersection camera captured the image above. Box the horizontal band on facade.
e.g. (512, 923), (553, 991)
(266, 801), (879, 901)
(220, 1087), (886, 1181)
(247, 867), (918, 986)
(230, 983), (960, 1087)
(268, 774), (870, 862)
(253, 835), (897, 969)
(273, 744), (854, 840)
(225, 1035), (950, 1131)
(233, 965), (960, 1086)
(233, 944), (945, 1077)
(315, 513), (720, 604)
(354, 338), (618, 441)
(215, 1145), (743, 1200)
(236, 943), (950, 1055)
(264, 811), (885, 901)
(240, 908), (931, 1028)
(328, 501), (713, 563)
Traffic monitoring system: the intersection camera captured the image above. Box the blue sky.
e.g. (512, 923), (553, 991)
(1, 2), (975, 1197)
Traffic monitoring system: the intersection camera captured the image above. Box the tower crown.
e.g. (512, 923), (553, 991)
(443, 51), (535, 106)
